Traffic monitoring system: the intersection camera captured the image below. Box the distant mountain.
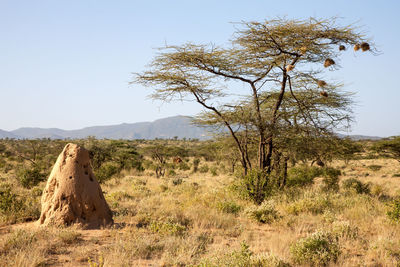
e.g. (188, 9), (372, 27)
(6, 116), (211, 140)
(337, 133), (383, 141)
(0, 129), (20, 139)
(1, 116), (384, 141)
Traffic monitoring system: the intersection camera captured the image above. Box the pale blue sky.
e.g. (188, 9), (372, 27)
(0, 0), (399, 136)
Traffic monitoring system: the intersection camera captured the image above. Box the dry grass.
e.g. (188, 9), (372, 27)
(0, 158), (400, 266)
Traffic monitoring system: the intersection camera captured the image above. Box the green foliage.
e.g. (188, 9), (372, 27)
(241, 169), (272, 205)
(342, 178), (370, 194)
(287, 193), (333, 215)
(178, 162), (191, 171)
(168, 169), (177, 177)
(95, 162), (119, 183)
(368, 165), (382, 171)
(387, 198), (400, 222)
(372, 136), (400, 160)
(217, 200), (242, 215)
(193, 158), (201, 173)
(172, 177), (183, 186)
(287, 166), (322, 187)
(0, 186), (23, 213)
(290, 230), (340, 266)
(16, 166), (46, 188)
(321, 167), (341, 192)
(149, 220), (187, 236)
(210, 166), (218, 176)
(199, 165), (209, 173)
(245, 201), (280, 224)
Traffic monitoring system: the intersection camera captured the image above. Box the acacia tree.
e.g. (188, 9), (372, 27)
(135, 17), (374, 175)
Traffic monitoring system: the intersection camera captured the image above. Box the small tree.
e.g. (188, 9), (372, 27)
(372, 136), (400, 162)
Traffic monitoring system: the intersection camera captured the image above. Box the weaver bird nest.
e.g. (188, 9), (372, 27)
(361, 42), (370, 51)
(324, 58), (335, 68)
(320, 91), (329, 97)
(317, 80), (327, 87)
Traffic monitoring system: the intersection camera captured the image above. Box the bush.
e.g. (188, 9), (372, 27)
(167, 169), (177, 177)
(193, 158), (200, 173)
(0, 186), (23, 214)
(287, 166), (322, 187)
(178, 162), (191, 171)
(287, 193), (333, 215)
(368, 165), (382, 171)
(199, 165), (209, 173)
(172, 177), (183, 186)
(245, 201), (280, 224)
(241, 169), (272, 205)
(217, 200), (241, 215)
(387, 198), (400, 222)
(95, 162), (119, 183)
(16, 166), (46, 188)
(321, 167), (341, 192)
(290, 230), (340, 266)
(210, 166), (218, 176)
(342, 178), (370, 194)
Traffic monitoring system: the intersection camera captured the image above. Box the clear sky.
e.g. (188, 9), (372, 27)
(1, 0), (399, 137)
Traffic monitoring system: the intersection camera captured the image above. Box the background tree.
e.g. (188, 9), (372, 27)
(372, 136), (400, 161)
(135, 17), (374, 178)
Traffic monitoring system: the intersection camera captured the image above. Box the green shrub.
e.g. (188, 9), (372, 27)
(167, 169), (177, 177)
(387, 198), (400, 222)
(210, 166), (218, 176)
(368, 165), (382, 171)
(0, 186), (23, 214)
(287, 166), (322, 187)
(342, 178), (370, 194)
(217, 200), (241, 215)
(193, 158), (200, 173)
(178, 162), (191, 171)
(199, 165), (209, 173)
(172, 177), (183, 186)
(16, 166), (46, 188)
(240, 169), (272, 205)
(321, 167), (341, 192)
(290, 230), (340, 266)
(95, 162), (119, 183)
(287, 193), (332, 215)
(245, 201), (280, 224)
(149, 216), (189, 236)
(392, 173), (400, 178)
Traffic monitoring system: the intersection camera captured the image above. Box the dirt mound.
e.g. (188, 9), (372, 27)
(38, 143), (113, 229)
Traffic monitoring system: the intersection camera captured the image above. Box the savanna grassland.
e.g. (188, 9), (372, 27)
(1, 138), (400, 266)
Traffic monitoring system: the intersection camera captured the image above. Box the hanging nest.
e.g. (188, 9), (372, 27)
(320, 91), (329, 97)
(324, 58), (335, 68)
(361, 42), (370, 52)
(286, 64), (295, 72)
(339, 45), (346, 51)
(317, 80), (327, 87)
(354, 44), (361, 51)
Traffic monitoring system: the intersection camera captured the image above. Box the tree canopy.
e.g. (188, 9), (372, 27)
(134, 17), (374, 176)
